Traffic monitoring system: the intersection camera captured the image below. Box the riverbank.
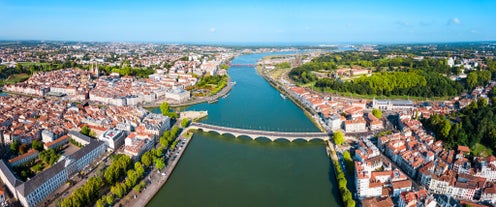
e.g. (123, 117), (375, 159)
(143, 76), (233, 108)
(256, 66), (327, 132)
(125, 130), (193, 207)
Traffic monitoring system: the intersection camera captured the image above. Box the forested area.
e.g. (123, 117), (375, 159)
(423, 98), (496, 156)
(314, 71), (464, 97)
(288, 52), (496, 97)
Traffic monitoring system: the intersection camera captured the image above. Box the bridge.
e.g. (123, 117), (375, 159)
(189, 122), (331, 142)
(230, 64), (257, 67)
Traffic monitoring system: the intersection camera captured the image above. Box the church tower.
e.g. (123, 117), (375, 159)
(90, 61), (100, 78)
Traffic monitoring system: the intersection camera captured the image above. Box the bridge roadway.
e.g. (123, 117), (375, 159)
(189, 122), (331, 142)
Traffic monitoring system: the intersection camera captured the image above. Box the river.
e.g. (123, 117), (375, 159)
(147, 53), (340, 207)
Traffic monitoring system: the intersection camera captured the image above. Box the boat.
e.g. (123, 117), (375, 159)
(208, 99), (218, 104)
(280, 93), (287, 99)
(223, 93), (229, 99)
(231, 81), (237, 86)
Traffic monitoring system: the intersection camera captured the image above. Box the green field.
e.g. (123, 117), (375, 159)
(0, 73), (30, 86)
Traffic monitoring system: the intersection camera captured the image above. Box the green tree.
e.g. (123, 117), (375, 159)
(106, 194), (114, 205)
(440, 119), (452, 138)
(89, 130), (96, 138)
(38, 149), (60, 166)
(160, 102), (170, 116)
(96, 199), (105, 207)
(342, 151), (354, 175)
(81, 125), (91, 136)
(181, 118), (190, 128)
(111, 183), (126, 198)
(10, 140), (20, 153)
(333, 131), (345, 145)
(371, 108), (382, 119)
(467, 72), (478, 89)
(31, 140), (43, 151)
(155, 158), (165, 170)
(141, 151), (153, 167)
(160, 137), (170, 148)
(346, 199), (356, 207)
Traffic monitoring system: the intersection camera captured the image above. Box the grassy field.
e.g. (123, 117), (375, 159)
(267, 68), (291, 80)
(0, 73), (30, 86)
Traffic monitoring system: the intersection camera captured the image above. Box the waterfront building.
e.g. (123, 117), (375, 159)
(124, 132), (155, 159)
(325, 114), (344, 131)
(165, 85), (190, 103)
(372, 99), (414, 111)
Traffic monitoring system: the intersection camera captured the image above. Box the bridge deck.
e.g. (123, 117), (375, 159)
(189, 122), (330, 141)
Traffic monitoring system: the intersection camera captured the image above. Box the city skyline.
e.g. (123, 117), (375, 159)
(0, 0), (495, 44)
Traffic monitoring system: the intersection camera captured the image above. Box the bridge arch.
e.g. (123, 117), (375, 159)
(290, 137), (309, 142)
(308, 137), (326, 142)
(273, 137), (292, 142)
(217, 132), (237, 138)
(253, 136), (273, 142)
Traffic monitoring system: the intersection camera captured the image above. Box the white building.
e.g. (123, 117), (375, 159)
(0, 140), (106, 207)
(372, 99), (414, 111)
(98, 128), (126, 150)
(165, 86), (190, 103)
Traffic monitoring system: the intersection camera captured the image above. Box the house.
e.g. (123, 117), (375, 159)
(345, 117), (367, 133)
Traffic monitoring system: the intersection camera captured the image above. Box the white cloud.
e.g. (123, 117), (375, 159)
(450, 18), (461, 25)
(209, 27), (216, 32)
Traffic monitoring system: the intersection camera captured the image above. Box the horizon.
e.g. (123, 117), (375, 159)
(1, 0), (495, 43)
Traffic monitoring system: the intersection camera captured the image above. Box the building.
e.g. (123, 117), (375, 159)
(344, 117), (367, 133)
(481, 183), (496, 204)
(43, 135), (69, 150)
(67, 130), (92, 146)
(98, 128), (126, 150)
(362, 197), (394, 207)
(0, 140), (106, 207)
(165, 86), (190, 103)
(123, 133), (155, 159)
(372, 99), (414, 111)
(366, 113), (383, 131)
(8, 149), (39, 167)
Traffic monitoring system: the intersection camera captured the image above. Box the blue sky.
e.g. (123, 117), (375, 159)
(0, 0), (494, 43)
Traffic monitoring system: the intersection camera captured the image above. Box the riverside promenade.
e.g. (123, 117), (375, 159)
(124, 130), (193, 207)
